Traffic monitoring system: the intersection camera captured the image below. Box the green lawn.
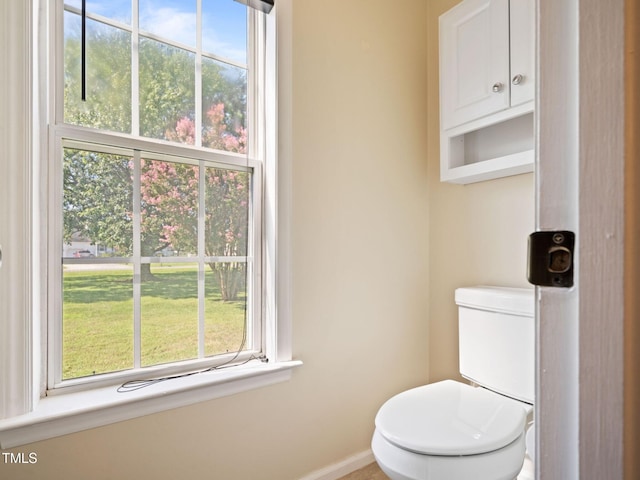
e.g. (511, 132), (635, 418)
(62, 264), (246, 380)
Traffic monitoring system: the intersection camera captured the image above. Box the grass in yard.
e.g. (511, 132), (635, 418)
(62, 264), (246, 380)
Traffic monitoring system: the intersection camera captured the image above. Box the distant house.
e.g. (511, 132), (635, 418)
(63, 233), (115, 258)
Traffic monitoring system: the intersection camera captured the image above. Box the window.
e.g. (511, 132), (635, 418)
(50, 0), (265, 390)
(0, 0), (295, 448)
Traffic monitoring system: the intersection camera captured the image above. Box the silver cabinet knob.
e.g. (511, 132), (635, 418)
(492, 82), (504, 93)
(512, 74), (524, 85)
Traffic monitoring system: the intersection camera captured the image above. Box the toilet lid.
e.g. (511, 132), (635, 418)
(375, 380), (526, 456)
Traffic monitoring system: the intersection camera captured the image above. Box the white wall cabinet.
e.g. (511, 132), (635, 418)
(439, 0), (535, 184)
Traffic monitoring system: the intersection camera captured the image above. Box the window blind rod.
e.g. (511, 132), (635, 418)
(81, 0), (86, 101)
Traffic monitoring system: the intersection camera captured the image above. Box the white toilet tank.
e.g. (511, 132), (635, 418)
(456, 286), (534, 404)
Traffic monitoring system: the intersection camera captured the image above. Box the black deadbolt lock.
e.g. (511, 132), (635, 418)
(527, 231), (575, 287)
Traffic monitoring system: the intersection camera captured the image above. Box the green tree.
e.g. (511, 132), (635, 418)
(62, 20), (249, 298)
(64, 19), (132, 133)
(139, 38), (195, 140)
(63, 150), (133, 256)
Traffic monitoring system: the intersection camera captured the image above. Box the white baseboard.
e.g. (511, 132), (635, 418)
(298, 450), (375, 480)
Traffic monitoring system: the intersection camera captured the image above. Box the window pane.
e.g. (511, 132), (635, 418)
(202, 59), (247, 152)
(65, 0), (132, 25)
(205, 264), (247, 356)
(204, 168), (249, 258)
(141, 263), (199, 366)
(63, 148), (134, 258)
(139, 0), (196, 48)
(202, 0), (247, 65)
(64, 12), (132, 132)
(139, 38), (195, 142)
(140, 159), (199, 257)
(63, 263), (134, 379)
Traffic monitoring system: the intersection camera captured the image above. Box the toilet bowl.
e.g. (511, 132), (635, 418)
(372, 380), (530, 480)
(372, 286), (535, 480)
(525, 423), (535, 460)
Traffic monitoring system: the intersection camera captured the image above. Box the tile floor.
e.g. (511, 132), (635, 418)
(338, 463), (388, 480)
(338, 457), (534, 480)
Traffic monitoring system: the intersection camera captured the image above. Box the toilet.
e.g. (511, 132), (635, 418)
(372, 286), (534, 480)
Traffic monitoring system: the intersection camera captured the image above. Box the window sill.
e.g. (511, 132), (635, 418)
(0, 360), (302, 449)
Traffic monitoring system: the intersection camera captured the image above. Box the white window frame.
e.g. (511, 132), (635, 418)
(48, 134), (264, 393)
(0, 0), (299, 449)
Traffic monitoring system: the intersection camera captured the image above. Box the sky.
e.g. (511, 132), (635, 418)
(65, 0), (247, 65)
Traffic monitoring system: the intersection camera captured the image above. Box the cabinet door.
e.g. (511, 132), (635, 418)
(439, 0), (510, 130)
(509, 0), (535, 107)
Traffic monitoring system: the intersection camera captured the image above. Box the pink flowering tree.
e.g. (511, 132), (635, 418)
(202, 168), (248, 301)
(139, 159), (199, 258)
(145, 103), (249, 301)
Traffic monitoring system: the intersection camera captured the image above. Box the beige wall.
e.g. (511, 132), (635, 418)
(426, 0), (535, 383)
(0, 1), (535, 479)
(1, 1), (430, 479)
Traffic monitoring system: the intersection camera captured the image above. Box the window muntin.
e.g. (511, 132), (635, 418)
(53, 0), (262, 389)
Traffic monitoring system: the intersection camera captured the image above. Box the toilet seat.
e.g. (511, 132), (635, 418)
(375, 380), (527, 456)
(372, 428), (526, 480)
